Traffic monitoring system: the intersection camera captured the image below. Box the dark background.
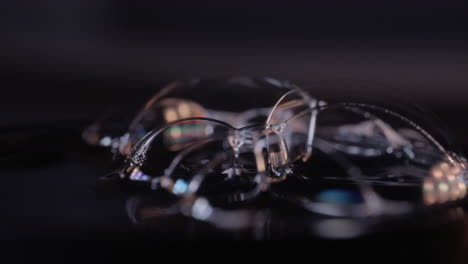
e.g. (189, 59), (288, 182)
(1, 0), (468, 136)
(1, 0), (468, 262)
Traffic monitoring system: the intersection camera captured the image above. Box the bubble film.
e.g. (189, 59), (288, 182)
(86, 76), (468, 232)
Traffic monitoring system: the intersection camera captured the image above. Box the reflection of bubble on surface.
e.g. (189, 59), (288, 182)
(315, 189), (363, 205)
(99, 136), (112, 147)
(172, 179), (189, 195)
(129, 168), (151, 182)
(313, 219), (364, 239)
(192, 198), (213, 220)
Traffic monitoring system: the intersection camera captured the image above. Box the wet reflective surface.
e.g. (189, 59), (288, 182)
(3, 84), (468, 263)
(3, 118), (468, 263)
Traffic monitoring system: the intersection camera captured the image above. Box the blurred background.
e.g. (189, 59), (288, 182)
(1, 0), (467, 143)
